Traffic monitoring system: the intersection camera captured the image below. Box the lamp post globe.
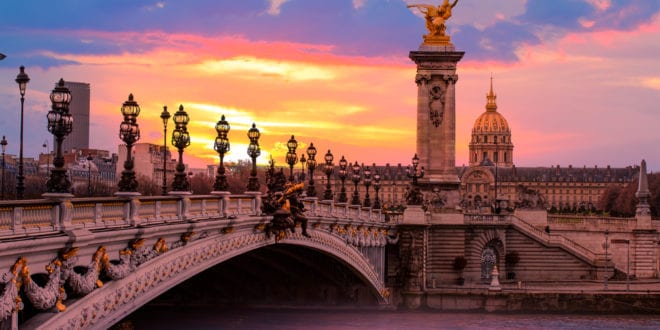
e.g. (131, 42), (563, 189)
(285, 135), (298, 182)
(213, 115), (230, 192)
(170, 105), (191, 192)
(15, 66), (30, 199)
(351, 161), (361, 206)
(117, 94), (142, 193)
(306, 142), (317, 197)
(323, 149), (334, 200)
(246, 123), (261, 192)
(160, 106), (171, 195)
(45, 79), (73, 194)
(338, 155), (348, 203)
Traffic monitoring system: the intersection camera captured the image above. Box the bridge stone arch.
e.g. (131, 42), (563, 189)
(31, 228), (390, 330)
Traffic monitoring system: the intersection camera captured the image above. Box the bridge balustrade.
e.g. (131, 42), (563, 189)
(0, 194), (387, 239)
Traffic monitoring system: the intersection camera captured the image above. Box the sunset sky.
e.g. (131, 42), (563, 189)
(0, 0), (659, 170)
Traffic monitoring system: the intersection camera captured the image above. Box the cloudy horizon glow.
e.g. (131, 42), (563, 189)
(0, 0), (658, 171)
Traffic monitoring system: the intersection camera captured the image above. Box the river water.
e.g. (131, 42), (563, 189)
(119, 306), (660, 330)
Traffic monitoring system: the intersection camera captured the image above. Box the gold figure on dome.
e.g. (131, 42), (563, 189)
(407, 0), (459, 45)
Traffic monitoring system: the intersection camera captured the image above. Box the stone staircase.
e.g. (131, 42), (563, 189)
(633, 230), (658, 278)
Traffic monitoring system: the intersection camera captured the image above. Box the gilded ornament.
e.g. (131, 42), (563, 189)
(407, 0), (459, 45)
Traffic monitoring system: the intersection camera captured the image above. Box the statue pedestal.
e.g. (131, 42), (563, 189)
(402, 205), (427, 225)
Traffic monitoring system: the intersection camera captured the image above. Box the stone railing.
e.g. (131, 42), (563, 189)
(0, 194), (386, 239)
(511, 215), (598, 264)
(547, 215), (637, 231)
(464, 213), (512, 224)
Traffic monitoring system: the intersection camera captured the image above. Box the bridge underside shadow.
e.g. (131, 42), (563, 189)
(129, 244), (378, 311)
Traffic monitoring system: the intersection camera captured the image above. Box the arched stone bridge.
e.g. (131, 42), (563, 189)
(0, 194), (398, 329)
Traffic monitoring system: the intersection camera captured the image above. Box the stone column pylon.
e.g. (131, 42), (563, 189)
(409, 45), (463, 186)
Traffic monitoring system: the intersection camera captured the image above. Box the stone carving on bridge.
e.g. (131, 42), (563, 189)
(0, 237), (172, 323)
(515, 185), (546, 209)
(262, 182), (310, 241)
(262, 161), (310, 241)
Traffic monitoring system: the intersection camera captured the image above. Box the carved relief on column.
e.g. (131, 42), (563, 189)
(415, 73), (432, 86)
(399, 227), (425, 292)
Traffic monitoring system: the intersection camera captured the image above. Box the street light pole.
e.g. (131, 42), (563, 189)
(15, 66), (30, 199)
(363, 164), (372, 207)
(117, 94), (142, 193)
(1, 136), (6, 200)
(160, 106), (171, 195)
(42, 140), (50, 178)
(323, 150), (334, 200)
(285, 135), (298, 182)
(306, 143), (317, 197)
(351, 161), (361, 206)
(171, 105), (191, 192)
(338, 156), (347, 203)
(373, 164), (381, 209)
(603, 229), (609, 290)
(246, 123), (261, 192)
(213, 115), (230, 192)
(45, 79), (73, 194)
(87, 154), (93, 196)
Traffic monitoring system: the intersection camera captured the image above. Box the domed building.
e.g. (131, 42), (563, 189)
(459, 78), (637, 213)
(469, 78), (513, 168)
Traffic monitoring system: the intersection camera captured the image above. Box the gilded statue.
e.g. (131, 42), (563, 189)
(408, 0), (459, 44)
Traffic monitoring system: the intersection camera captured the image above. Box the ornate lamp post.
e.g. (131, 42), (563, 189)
(407, 153), (424, 186)
(299, 154), (306, 182)
(306, 142), (317, 197)
(1, 136), (6, 200)
(351, 161), (361, 206)
(285, 135), (298, 182)
(406, 153), (425, 205)
(246, 123), (261, 192)
(170, 105), (191, 192)
(363, 164), (372, 207)
(373, 165), (382, 209)
(603, 229), (609, 290)
(42, 140), (50, 178)
(213, 115), (230, 191)
(323, 149), (334, 200)
(159, 106), (171, 195)
(45, 79), (73, 194)
(337, 156), (348, 203)
(117, 94), (141, 193)
(87, 154), (93, 196)
(15, 66), (30, 199)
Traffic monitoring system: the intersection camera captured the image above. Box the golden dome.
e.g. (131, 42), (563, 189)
(472, 77), (510, 133)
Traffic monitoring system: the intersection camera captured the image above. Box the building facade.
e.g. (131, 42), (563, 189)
(61, 81), (91, 153)
(116, 143), (177, 190)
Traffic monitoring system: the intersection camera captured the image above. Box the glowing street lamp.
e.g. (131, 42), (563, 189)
(323, 150), (334, 200)
(351, 161), (361, 206)
(363, 164), (372, 207)
(213, 115), (230, 191)
(15, 66), (30, 199)
(246, 123), (261, 192)
(285, 135), (298, 182)
(45, 79), (73, 194)
(306, 142), (317, 197)
(117, 94), (141, 192)
(160, 106), (171, 195)
(337, 156), (348, 203)
(171, 105), (191, 192)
